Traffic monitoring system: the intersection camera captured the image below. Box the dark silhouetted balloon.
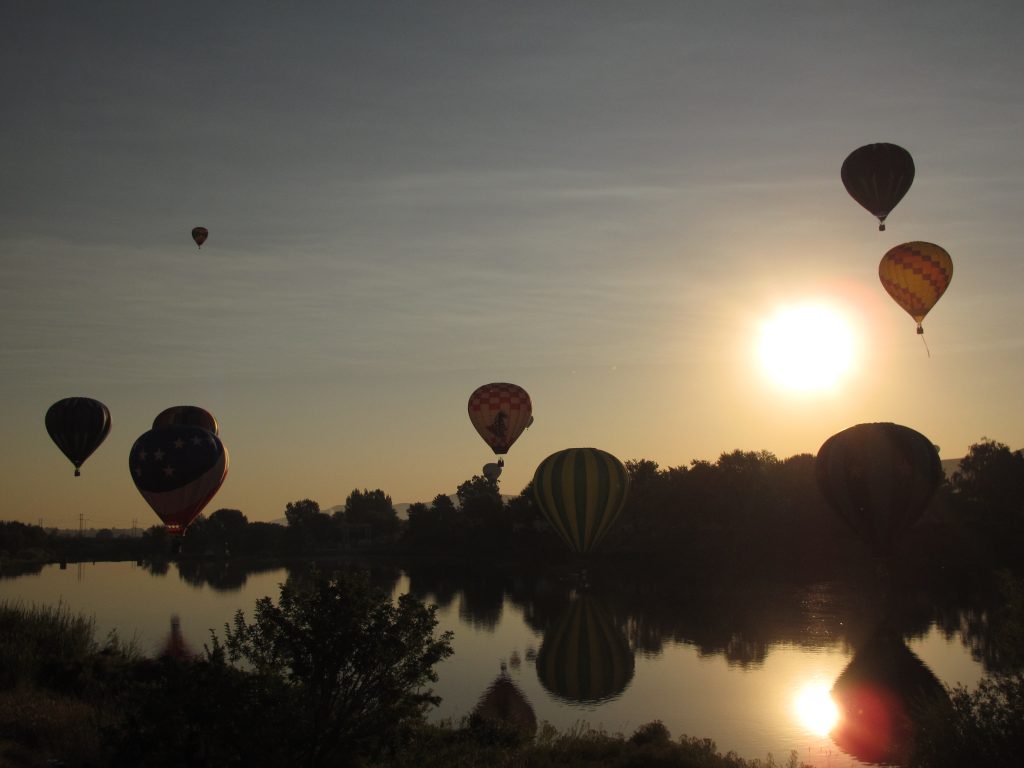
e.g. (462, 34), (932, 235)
(536, 596), (634, 704)
(816, 423), (943, 555)
(191, 227), (208, 248)
(482, 462), (502, 481)
(841, 143), (915, 231)
(45, 397), (112, 476)
(129, 425), (228, 535)
(468, 383), (532, 455)
(879, 242), (953, 335)
(153, 405), (219, 435)
(533, 447), (629, 554)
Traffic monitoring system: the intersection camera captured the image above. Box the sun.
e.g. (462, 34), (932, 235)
(757, 303), (856, 393)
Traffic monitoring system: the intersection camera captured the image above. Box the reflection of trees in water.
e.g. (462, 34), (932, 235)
(123, 554), (1018, 674)
(830, 624), (947, 766)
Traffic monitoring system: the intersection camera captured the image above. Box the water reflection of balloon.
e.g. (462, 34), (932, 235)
(468, 383), (532, 456)
(160, 615), (195, 660)
(533, 447), (629, 554)
(191, 226), (208, 248)
(879, 242), (953, 336)
(841, 143), (915, 231)
(153, 405), (219, 435)
(471, 675), (537, 738)
(129, 424), (228, 535)
(816, 423), (943, 556)
(45, 397), (112, 476)
(536, 596), (634, 704)
(830, 627), (946, 765)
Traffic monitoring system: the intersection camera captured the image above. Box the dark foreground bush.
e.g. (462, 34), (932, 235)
(911, 672), (1024, 768)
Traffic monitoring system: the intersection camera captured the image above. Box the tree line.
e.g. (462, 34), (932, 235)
(2, 437), (1022, 566)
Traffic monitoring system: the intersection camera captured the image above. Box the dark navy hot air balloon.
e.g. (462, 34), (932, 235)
(191, 227), (208, 248)
(129, 425), (228, 535)
(45, 397), (111, 476)
(841, 143), (915, 231)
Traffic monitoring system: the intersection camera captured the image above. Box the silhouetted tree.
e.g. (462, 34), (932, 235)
(222, 569), (453, 767)
(340, 488), (399, 541)
(951, 439), (1024, 524)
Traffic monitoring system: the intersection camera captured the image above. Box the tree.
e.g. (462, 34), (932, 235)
(222, 569), (453, 767)
(341, 488), (399, 540)
(950, 438), (1024, 523)
(207, 508), (248, 555)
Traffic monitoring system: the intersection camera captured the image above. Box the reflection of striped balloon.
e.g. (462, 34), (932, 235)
(816, 423), (942, 556)
(536, 596), (634, 704)
(533, 448), (629, 554)
(879, 242), (953, 333)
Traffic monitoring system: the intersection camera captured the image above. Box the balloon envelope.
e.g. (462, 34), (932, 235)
(536, 596), (634, 703)
(841, 143), (915, 230)
(879, 242), (953, 334)
(45, 397), (111, 476)
(191, 227), (208, 248)
(153, 405), (219, 435)
(482, 462), (502, 481)
(533, 447), (629, 554)
(129, 425), (228, 535)
(816, 423), (943, 556)
(468, 383), (532, 455)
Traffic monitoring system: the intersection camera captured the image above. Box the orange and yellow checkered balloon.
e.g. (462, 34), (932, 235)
(879, 241), (953, 334)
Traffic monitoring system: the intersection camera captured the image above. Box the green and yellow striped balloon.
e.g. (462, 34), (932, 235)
(533, 447), (629, 554)
(536, 596), (634, 704)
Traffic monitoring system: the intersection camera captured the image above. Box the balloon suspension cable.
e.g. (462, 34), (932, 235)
(918, 327), (931, 358)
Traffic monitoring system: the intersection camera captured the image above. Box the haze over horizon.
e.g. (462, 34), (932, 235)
(3, 1), (1022, 529)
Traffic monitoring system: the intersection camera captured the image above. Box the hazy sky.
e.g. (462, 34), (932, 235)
(3, 1), (1023, 529)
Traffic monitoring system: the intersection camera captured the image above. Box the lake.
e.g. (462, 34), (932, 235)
(0, 557), (994, 767)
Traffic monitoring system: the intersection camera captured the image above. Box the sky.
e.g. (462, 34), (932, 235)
(3, 1), (1023, 530)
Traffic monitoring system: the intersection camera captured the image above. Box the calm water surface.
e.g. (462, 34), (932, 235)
(0, 560), (989, 767)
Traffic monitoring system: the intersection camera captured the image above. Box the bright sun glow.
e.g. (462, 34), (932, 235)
(794, 683), (840, 737)
(757, 303), (855, 393)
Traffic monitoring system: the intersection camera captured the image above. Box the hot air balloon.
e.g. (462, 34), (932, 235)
(129, 424), (228, 535)
(191, 227), (208, 248)
(45, 397), (112, 476)
(816, 423), (943, 556)
(841, 143), (915, 231)
(879, 242), (953, 335)
(153, 405), (219, 435)
(468, 383), (532, 455)
(536, 596), (634, 704)
(533, 447), (629, 554)
(483, 462), (503, 481)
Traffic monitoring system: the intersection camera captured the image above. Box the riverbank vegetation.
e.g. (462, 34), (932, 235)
(3, 575), (822, 768)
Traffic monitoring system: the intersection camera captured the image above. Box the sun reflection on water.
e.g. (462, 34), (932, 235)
(794, 682), (840, 737)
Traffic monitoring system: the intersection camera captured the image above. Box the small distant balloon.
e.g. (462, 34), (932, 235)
(45, 397), (112, 476)
(483, 462), (503, 481)
(153, 405), (219, 435)
(191, 227), (208, 248)
(129, 424), (228, 535)
(841, 143), (915, 231)
(879, 242), (953, 335)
